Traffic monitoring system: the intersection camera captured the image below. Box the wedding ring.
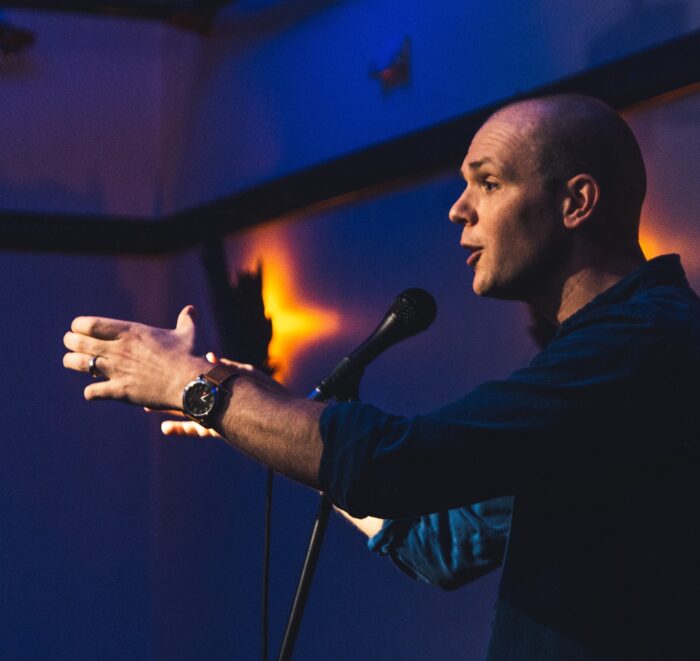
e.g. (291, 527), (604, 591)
(88, 355), (102, 378)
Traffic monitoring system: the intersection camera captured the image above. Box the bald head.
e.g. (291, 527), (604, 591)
(491, 94), (647, 256)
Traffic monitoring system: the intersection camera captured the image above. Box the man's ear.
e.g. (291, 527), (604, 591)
(561, 174), (600, 229)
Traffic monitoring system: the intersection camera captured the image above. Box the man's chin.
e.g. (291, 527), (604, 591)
(473, 277), (521, 301)
(472, 273), (497, 298)
(472, 274), (491, 297)
(472, 280), (493, 298)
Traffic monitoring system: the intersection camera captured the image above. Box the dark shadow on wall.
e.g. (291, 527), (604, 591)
(0, 8), (37, 76)
(202, 240), (274, 374)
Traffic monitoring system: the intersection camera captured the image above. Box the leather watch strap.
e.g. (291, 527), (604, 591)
(202, 363), (240, 388)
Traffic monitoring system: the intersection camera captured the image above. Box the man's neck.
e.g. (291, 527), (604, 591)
(533, 248), (646, 325)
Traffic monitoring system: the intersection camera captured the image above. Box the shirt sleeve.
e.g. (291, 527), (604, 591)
(319, 299), (692, 518)
(368, 496), (512, 590)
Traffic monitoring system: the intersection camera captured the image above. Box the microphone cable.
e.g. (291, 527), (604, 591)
(262, 468), (273, 661)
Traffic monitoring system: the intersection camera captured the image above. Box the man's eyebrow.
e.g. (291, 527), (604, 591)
(468, 156), (519, 181)
(459, 157), (498, 180)
(468, 157), (496, 170)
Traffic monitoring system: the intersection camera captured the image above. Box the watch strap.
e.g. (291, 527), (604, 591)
(182, 364), (240, 428)
(202, 363), (240, 389)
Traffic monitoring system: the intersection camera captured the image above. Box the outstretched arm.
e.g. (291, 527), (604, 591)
(211, 377), (325, 487)
(64, 304), (509, 589)
(63, 306), (325, 489)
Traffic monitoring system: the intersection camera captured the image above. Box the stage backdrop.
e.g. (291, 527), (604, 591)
(1, 1), (700, 658)
(2, 86), (699, 661)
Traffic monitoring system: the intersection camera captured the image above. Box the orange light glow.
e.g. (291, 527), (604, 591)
(234, 226), (340, 384)
(638, 210), (700, 284)
(639, 228), (665, 260)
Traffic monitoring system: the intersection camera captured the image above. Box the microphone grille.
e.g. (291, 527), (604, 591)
(391, 288), (437, 334)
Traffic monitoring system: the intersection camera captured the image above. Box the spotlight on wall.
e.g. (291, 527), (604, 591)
(0, 20), (35, 56)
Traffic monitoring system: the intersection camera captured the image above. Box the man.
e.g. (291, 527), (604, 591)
(64, 94), (700, 659)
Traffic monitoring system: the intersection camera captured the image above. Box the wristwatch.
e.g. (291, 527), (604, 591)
(182, 363), (239, 428)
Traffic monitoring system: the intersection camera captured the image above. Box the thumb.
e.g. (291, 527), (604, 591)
(176, 305), (197, 339)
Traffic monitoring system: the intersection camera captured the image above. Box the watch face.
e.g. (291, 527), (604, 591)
(183, 379), (216, 417)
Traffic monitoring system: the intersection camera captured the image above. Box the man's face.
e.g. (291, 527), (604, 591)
(449, 111), (566, 301)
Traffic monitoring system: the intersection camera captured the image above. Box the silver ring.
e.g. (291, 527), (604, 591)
(88, 355), (102, 378)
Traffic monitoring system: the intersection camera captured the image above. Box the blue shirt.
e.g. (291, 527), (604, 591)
(319, 255), (700, 660)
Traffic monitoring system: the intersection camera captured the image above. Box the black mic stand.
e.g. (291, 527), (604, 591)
(277, 370), (364, 661)
(276, 287), (436, 660)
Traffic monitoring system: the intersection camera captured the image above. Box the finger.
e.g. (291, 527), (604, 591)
(63, 331), (111, 356)
(176, 305), (197, 340)
(161, 420), (220, 438)
(144, 407), (184, 417)
(206, 353), (257, 375)
(215, 357), (283, 391)
(161, 420), (198, 436)
(71, 316), (131, 340)
(161, 420), (188, 435)
(63, 351), (111, 376)
(84, 381), (119, 401)
(63, 351), (87, 372)
(218, 357), (255, 372)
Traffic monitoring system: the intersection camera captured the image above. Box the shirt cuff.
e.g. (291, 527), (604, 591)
(318, 401), (391, 517)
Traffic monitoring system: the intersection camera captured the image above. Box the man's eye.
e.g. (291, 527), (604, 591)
(483, 180), (499, 192)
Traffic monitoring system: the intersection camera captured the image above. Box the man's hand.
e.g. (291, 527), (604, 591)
(65, 312), (325, 490)
(63, 305), (210, 410)
(153, 352), (285, 438)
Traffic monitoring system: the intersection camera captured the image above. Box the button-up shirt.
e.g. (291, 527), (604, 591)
(320, 255), (700, 660)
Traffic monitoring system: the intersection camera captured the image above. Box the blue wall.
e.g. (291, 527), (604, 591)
(3, 1), (700, 216)
(161, 0), (700, 211)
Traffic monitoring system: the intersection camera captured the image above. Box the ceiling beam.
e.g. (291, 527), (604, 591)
(1, 1), (229, 20)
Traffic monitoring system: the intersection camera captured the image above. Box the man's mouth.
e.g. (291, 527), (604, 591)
(466, 249), (483, 268)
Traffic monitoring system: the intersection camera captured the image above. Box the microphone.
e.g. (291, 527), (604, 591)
(310, 288), (437, 401)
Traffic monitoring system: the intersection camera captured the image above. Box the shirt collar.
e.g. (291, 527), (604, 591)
(558, 254), (688, 333)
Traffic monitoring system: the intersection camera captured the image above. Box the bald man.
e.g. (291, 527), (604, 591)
(64, 94), (700, 659)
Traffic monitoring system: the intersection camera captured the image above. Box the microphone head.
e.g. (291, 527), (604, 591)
(390, 288), (437, 336)
(323, 287), (438, 395)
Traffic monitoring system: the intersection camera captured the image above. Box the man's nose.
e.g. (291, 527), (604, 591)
(449, 188), (476, 226)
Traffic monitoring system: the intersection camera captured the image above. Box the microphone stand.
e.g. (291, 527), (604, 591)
(275, 287), (435, 660)
(277, 371), (363, 661)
